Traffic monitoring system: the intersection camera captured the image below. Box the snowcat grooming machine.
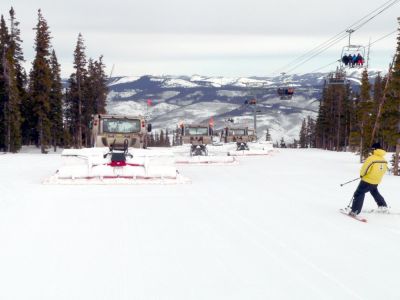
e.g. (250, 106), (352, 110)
(90, 114), (150, 149)
(175, 124), (236, 164)
(44, 114), (189, 185)
(225, 127), (271, 156)
(247, 129), (257, 142)
(182, 124), (212, 157)
(223, 127), (251, 151)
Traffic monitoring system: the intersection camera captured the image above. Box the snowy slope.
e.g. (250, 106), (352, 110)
(0, 148), (399, 300)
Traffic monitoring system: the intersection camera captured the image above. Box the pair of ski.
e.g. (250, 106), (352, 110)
(339, 208), (399, 223)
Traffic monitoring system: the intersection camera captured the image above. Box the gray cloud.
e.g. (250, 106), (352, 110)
(1, 0), (398, 76)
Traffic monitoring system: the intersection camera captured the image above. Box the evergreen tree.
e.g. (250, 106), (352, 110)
(93, 55), (108, 114)
(280, 137), (286, 148)
(71, 33), (86, 148)
(159, 129), (165, 146)
(291, 138), (298, 148)
(165, 128), (170, 146)
(82, 55), (108, 146)
(154, 131), (160, 146)
(147, 132), (155, 147)
(265, 128), (271, 141)
(356, 69), (375, 160)
(0, 15), (10, 151)
(7, 8), (24, 151)
(316, 69), (352, 151)
(306, 116), (316, 148)
(381, 62), (400, 150)
(0, 14), (22, 152)
(299, 118), (307, 148)
(385, 18), (400, 175)
(65, 74), (79, 147)
(49, 49), (63, 151)
(8, 7), (32, 146)
(29, 9), (52, 153)
(83, 58), (95, 146)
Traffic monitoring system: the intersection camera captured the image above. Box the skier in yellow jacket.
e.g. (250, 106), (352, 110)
(349, 142), (388, 216)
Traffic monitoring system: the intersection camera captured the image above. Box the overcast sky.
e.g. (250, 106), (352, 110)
(0, 0), (398, 77)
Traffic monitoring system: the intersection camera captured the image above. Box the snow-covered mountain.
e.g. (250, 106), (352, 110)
(106, 69), (383, 142)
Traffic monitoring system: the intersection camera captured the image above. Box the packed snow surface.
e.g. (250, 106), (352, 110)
(1, 148), (399, 300)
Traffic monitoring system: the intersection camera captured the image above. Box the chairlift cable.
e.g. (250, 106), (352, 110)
(310, 60), (341, 73)
(273, 0), (398, 74)
(369, 29), (398, 46)
(309, 29), (398, 73)
(274, 0), (400, 75)
(285, 35), (349, 74)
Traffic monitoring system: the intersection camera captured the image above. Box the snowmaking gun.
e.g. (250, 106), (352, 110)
(44, 114), (189, 184)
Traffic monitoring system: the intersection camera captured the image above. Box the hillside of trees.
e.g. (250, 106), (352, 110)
(0, 8), (108, 153)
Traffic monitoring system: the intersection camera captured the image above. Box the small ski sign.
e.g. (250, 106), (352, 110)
(339, 209), (367, 223)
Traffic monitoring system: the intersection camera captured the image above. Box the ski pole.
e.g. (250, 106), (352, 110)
(347, 196), (354, 208)
(340, 177), (360, 187)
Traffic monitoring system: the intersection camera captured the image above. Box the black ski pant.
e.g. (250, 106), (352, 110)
(351, 180), (387, 214)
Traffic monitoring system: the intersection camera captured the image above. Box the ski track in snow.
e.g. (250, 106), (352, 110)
(194, 168), (363, 300)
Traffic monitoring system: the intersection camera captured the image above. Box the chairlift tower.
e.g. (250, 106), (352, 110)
(346, 29), (355, 47)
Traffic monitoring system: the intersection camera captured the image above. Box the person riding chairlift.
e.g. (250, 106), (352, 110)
(342, 54), (349, 66)
(356, 53), (364, 66)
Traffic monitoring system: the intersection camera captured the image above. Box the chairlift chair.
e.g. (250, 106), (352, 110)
(277, 87), (294, 100)
(340, 44), (366, 69)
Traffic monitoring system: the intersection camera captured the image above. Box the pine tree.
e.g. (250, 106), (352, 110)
(306, 116), (316, 148)
(0, 15), (10, 151)
(265, 128), (271, 141)
(0, 14), (22, 152)
(316, 69), (353, 151)
(159, 129), (165, 146)
(299, 118), (307, 148)
(154, 131), (160, 146)
(8, 7), (32, 146)
(71, 33), (87, 148)
(65, 75), (78, 146)
(83, 58), (95, 146)
(356, 69), (375, 160)
(280, 137), (286, 148)
(49, 49), (63, 151)
(7, 8), (24, 151)
(82, 55), (108, 146)
(29, 10), (52, 153)
(93, 55), (108, 114)
(387, 18), (400, 175)
(165, 128), (170, 146)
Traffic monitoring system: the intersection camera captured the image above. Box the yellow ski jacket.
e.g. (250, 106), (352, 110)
(360, 149), (388, 184)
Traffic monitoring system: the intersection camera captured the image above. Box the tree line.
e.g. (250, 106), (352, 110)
(0, 8), (108, 153)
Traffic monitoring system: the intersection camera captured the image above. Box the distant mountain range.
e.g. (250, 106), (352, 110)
(105, 69), (383, 142)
